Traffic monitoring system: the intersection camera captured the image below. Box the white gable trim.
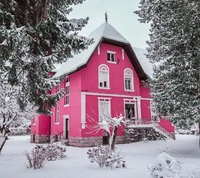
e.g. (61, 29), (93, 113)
(81, 92), (86, 129)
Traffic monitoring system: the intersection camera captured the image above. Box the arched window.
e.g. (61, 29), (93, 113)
(55, 105), (60, 123)
(124, 68), (134, 91)
(98, 64), (110, 89)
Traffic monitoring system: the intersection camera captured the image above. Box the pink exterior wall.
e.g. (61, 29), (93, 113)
(140, 81), (151, 98)
(80, 43), (140, 96)
(159, 118), (175, 133)
(82, 95), (126, 137)
(31, 114), (50, 136)
(141, 100), (151, 120)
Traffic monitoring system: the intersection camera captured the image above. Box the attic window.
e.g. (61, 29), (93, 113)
(107, 51), (116, 63)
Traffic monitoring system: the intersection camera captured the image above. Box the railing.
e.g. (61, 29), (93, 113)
(125, 118), (174, 139)
(52, 131), (64, 142)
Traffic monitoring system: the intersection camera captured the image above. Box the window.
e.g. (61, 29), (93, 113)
(125, 103), (136, 120)
(98, 98), (111, 122)
(124, 68), (134, 91)
(98, 64), (109, 89)
(107, 51), (116, 62)
(55, 106), (60, 123)
(32, 114), (37, 125)
(65, 77), (70, 105)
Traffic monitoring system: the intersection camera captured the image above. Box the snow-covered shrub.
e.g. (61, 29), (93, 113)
(24, 145), (47, 169)
(87, 145), (125, 169)
(24, 143), (67, 169)
(46, 143), (66, 161)
(150, 152), (200, 178)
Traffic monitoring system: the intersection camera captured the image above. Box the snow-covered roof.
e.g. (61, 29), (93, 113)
(54, 22), (152, 78)
(132, 47), (153, 78)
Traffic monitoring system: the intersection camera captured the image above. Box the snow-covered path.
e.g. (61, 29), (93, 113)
(0, 135), (200, 178)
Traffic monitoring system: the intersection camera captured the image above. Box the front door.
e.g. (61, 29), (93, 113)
(65, 119), (69, 139)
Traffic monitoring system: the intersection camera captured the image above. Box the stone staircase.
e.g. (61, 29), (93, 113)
(125, 119), (175, 142)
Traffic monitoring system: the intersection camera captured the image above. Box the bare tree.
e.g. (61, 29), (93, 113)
(87, 110), (125, 151)
(0, 80), (36, 154)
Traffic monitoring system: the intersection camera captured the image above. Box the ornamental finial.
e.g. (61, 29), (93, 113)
(105, 12), (108, 22)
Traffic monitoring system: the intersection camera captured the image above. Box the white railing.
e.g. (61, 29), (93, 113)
(125, 118), (174, 139)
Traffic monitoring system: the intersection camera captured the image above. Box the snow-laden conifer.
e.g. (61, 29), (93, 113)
(0, 0), (92, 113)
(135, 0), (200, 128)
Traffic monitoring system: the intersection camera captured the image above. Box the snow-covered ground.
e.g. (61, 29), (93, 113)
(0, 135), (200, 178)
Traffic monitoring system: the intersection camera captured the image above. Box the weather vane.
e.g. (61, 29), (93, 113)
(105, 12), (108, 22)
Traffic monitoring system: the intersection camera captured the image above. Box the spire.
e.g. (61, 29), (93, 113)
(105, 12), (108, 22)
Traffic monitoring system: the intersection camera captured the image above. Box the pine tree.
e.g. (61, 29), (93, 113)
(135, 0), (200, 128)
(0, 0), (92, 114)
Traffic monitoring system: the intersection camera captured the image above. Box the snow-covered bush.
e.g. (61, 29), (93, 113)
(24, 143), (67, 169)
(150, 152), (200, 178)
(46, 143), (66, 161)
(87, 145), (125, 169)
(24, 145), (47, 169)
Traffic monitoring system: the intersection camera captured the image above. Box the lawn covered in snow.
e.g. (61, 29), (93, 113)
(0, 135), (200, 178)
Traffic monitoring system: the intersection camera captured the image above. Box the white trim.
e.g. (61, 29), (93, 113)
(98, 97), (111, 122)
(82, 91), (141, 99)
(98, 64), (110, 89)
(98, 45), (100, 55)
(122, 49), (124, 60)
(137, 97), (141, 119)
(124, 68), (134, 92)
(141, 98), (152, 100)
(55, 105), (60, 124)
(81, 92), (86, 129)
(64, 104), (69, 107)
(107, 50), (116, 54)
(107, 61), (117, 64)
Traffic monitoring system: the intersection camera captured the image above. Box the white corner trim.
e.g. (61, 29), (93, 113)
(98, 45), (100, 55)
(122, 49), (124, 60)
(137, 97), (141, 119)
(81, 92), (86, 129)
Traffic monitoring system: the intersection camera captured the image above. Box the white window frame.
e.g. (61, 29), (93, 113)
(150, 101), (160, 122)
(107, 50), (116, 63)
(98, 97), (111, 122)
(32, 114), (37, 125)
(124, 99), (137, 120)
(122, 49), (124, 60)
(98, 64), (110, 89)
(124, 68), (134, 91)
(55, 105), (60, 124)
(64, 77), (70, 106)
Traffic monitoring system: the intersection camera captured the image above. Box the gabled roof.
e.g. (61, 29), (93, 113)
(54, 22), (151, 80)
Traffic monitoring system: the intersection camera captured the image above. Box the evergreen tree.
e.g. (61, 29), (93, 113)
(0, 0), (92, 114)
(135, 0), (200, 128)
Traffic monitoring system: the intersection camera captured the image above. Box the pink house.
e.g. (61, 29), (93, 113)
(31, 20), (175, 146)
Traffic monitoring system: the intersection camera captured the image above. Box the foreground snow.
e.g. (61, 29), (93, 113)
(0, 135), (200, 178)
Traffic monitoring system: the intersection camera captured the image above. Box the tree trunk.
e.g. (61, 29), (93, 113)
(0, 135), (7, 154)
(199, 121), (200, 147)
(110, 126), (118, 151)
(0, 127), (8, 154)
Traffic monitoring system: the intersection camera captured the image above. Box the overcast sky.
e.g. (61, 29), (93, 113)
(70, 0), (150, 49)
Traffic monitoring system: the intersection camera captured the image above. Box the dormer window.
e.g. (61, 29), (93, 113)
(98, 64), (110, 89)
(107, 51), (116, 63)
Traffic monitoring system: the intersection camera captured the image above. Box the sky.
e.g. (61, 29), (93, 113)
(70, 0), (150, 49)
